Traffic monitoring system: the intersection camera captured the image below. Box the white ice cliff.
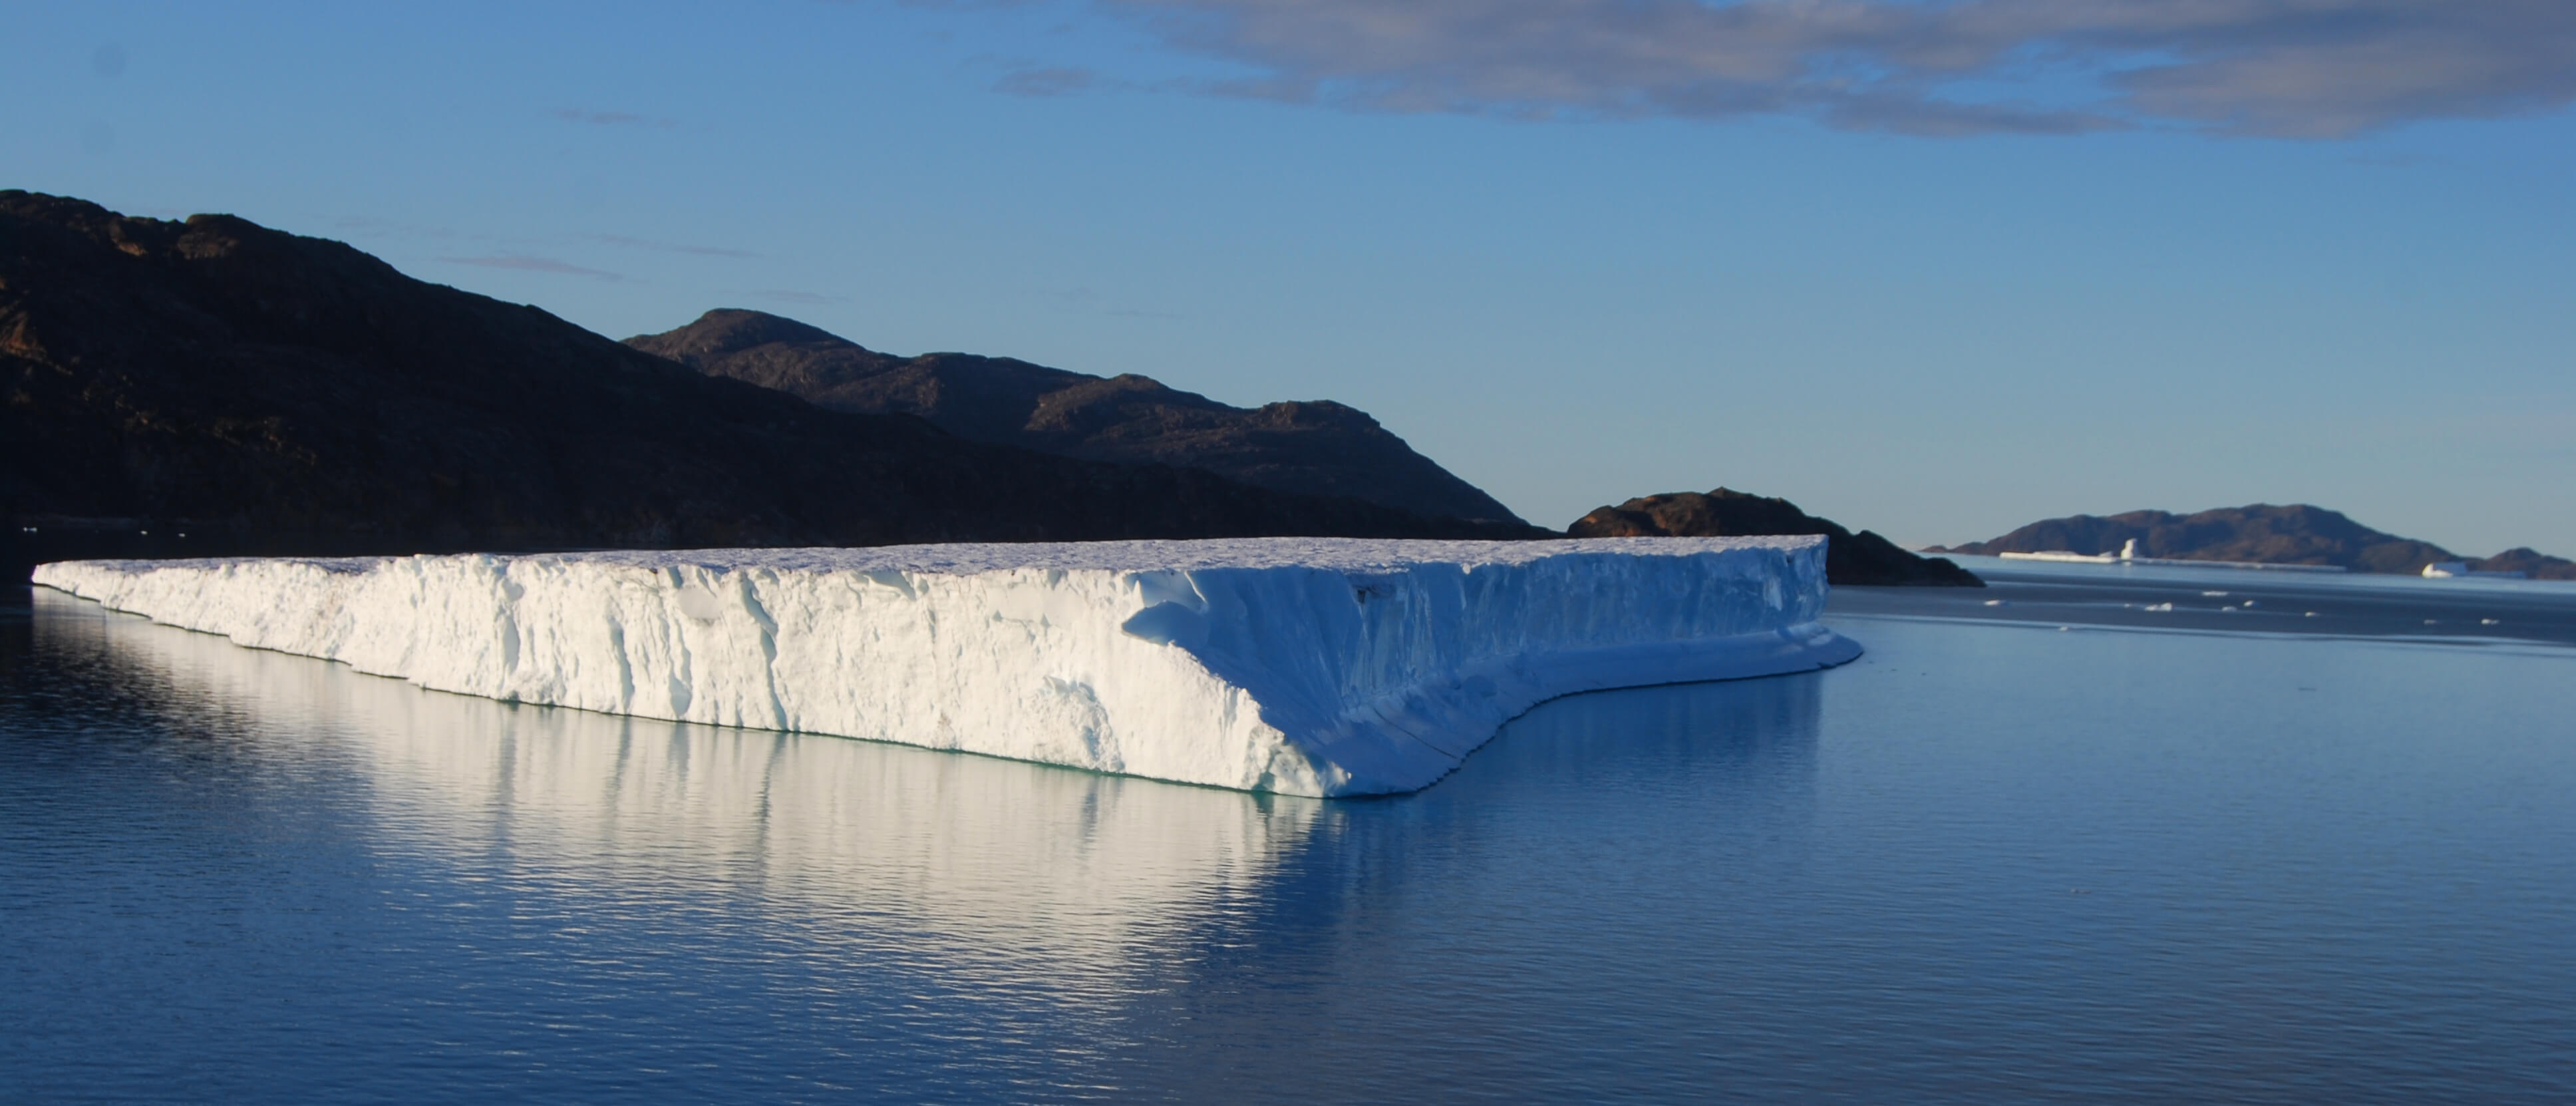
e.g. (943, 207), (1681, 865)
(32, 537), (1859, 796)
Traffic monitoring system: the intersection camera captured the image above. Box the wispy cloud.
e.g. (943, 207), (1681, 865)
(747, 289), (842, 305)
(2346, 151), (2437, 168)
(1043, 0), (2576, 137)
(589, 234), (759, 258)
(440, 254), (623, 280)
(1032, 285), (1180, 318)
(335, 216), (489, 242)
(997, 65), (1102, 97)
(552, 108), (677, 128)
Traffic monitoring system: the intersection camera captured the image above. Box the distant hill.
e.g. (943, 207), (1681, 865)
(1568, 488), (1983, 587)
(1933, 504), (2575, 579)
(2471, 548), (2576, 580)
(626, 309), (1524, 525)
(0, 191), (1539, 578)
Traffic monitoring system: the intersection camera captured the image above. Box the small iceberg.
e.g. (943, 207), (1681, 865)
(2422, 562), (2527, 580)
(2003, 539), (2346, 574)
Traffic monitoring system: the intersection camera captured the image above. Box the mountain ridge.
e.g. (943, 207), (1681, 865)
(625, 308), (1524, 525)
(0, 190), (1541, 580)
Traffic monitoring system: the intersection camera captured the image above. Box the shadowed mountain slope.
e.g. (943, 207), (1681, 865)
(2471, 548), (2576, 580)
(626, 309), (1525, 524)
(0, 191), (1540, 578)
(1568, 488), (1983, 587)
(1933, 504), (2573, 578)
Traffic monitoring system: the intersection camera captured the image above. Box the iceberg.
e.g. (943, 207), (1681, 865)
(31, 537), (1858, 796)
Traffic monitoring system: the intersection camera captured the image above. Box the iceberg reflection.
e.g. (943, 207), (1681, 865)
(33, 590), (1322, 1004)
(32, 588), (1822, 1027)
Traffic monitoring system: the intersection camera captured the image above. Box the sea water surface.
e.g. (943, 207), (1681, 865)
(5, 562), (2574, 1103)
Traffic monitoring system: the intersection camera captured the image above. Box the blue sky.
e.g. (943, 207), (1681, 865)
(12, 1), (2574, 553)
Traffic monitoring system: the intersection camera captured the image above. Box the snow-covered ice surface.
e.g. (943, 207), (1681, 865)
(31, 538), (1858, 795)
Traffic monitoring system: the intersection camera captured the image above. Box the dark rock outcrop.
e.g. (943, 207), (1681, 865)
(1931, 504), (2488, 575)
(2469, 548), (2576, 581)
(626, 309), (1524, 525)
(1567, 488), (1983, 587)
(0, 191), (1545, 580)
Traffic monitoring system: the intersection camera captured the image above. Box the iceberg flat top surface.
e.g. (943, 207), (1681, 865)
(67, 536), (1824, 578)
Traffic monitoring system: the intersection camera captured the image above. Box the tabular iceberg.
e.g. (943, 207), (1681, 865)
(32, 537), (1859, 796)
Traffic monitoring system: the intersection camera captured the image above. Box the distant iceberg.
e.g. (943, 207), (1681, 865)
(32, 538), (1858, 796)
(2001, 538), (2347, 573)
(2421, 562), (2525, 580)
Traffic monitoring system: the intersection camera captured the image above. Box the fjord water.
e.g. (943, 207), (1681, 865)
(6, 570), (2575, 1103)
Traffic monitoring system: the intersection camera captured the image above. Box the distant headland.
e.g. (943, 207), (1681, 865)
(1932, 504), (2574, 580)
(1570, 488), (1983, 588)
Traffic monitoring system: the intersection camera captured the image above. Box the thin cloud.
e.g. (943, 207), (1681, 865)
(997, 66), (1102, 97)
(747, 289), (842, 305)
(590, 234), (759, 258)
(552, 108), (677, 128)
(440, 254), (623, 281)
(2346, 151), (2437, 168)
(1053, 0), (2576, 137)
(335, 216), (486, 242)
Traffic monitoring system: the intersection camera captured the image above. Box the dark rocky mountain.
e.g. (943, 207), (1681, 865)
(1932, 504), (2574, 578)
(1567, 488), (1983, 587)
(2470, 548), (2576, 580)
(626, 309), (1524, 525)
(0, 191), (1545, 581)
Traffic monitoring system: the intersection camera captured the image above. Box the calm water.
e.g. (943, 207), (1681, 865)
(5, 566), (2575, 1103)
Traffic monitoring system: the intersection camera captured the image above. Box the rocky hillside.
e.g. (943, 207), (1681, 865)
(0, 192), (1539, 579)
(1568, 488), (1983, 587)
(1933, 504), (2573, 578)
(2469, 547), (2576, 580)
(627, 309), (1524, 525)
